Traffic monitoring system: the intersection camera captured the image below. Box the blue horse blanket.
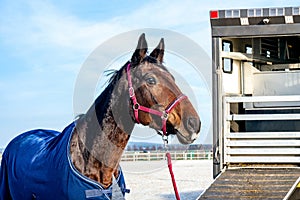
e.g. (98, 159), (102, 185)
(0, 122), (129, 200)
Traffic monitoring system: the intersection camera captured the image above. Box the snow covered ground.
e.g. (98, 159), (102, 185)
(120, 160), (214, 200)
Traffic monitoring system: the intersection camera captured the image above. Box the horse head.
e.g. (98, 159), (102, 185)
(127, 34), (201, 144)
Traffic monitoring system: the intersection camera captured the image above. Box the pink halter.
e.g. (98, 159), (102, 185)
(126, 63), (187, 135)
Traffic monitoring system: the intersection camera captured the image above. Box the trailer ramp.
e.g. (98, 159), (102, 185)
(198, 168), (300, 200)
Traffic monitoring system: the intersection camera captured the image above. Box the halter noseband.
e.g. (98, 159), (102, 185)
(126, 63), (187, 136)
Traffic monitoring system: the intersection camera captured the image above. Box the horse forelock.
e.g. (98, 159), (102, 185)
(142, 56), (170, 73)
(105, 56), (171, 89)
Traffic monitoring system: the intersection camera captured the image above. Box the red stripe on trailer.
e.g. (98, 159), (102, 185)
(210, 10), (219, 19)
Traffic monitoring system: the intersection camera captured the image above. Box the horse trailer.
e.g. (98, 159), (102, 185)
(199, 6), (300, 199)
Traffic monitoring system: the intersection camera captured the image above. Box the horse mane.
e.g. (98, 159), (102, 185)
(105, 61), (130, 88)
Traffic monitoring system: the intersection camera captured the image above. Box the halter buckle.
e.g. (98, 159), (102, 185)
(161, 111), (169, 120)
(133, 103), (140, 110)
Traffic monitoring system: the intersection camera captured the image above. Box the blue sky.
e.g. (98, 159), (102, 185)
(0, 0), (299, 148)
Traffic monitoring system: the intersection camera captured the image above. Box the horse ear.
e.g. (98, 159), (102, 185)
(150, 38), (164, 63)
(131, 33), (148, 66)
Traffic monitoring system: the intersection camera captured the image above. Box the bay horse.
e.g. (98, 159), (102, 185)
(0, 34), (200, 200)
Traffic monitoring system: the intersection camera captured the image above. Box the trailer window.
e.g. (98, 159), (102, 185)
(222, 41), (233, 73)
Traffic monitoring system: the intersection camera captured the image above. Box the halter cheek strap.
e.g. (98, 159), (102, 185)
(126, 63), (187, 135)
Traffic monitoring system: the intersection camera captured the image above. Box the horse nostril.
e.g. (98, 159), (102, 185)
(186, 117), (201, 134)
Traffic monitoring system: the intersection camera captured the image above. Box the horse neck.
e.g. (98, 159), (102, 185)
(70, 69), (134, 188)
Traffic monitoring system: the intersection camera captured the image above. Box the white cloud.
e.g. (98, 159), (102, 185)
(2, 0), (300, 56)
(1, 1), (212, 60)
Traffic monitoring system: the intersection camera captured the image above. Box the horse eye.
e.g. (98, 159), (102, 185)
(146, 77), (156, 85)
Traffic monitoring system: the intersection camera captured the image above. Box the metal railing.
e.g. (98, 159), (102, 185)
(121, 151), (212, 162)
(223, 95), (300, 164)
